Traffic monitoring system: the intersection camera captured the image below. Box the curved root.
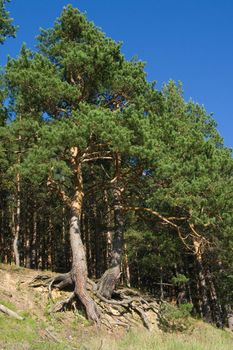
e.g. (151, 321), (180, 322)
(51, 292), (76, 313)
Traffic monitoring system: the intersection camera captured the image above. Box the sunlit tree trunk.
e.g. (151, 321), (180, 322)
(69, 150), (99, 321)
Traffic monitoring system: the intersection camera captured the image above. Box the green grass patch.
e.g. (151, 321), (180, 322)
(0, 299), (17, 311)
(0, 312), (71, 349)
(0, 314), (232, 350)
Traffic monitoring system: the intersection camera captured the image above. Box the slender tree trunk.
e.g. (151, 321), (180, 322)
(91, 188), (102, 278)
(48, 216), (54, 270)
(83, 212), (93, 276)
(0, 207), (3, 262)
(61, 206), (66, 270)
(70, 161), (99, 322)
(185, 265), (193, 304)
(30, 210), (37, 269)
(136, 251), (141, 289)
(123, 243), (131, 287)
(103, 189), (113, 269)
(25, 210), (30, 268)
(12, 121), (22, 267)
(13, 172), (20, 266)
(160, 266), (164, 300)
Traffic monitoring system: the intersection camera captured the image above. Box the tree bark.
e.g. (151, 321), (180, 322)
(69, 160), (99, 322)
(123, 243), (131, 287)
(193, 239), (212, 323)
(160, 266), (164, 300)
(12, 117), (22, 267)
(12, 171), (20, 266)
(70, 211), (99, 321)
(103, 189), (113, 269)
(206, 267), (224, 327)
(97, 186), (124, 298)
(30, 210), (38, 269)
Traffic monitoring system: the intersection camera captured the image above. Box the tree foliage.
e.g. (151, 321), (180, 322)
(0, 0), (16, 44)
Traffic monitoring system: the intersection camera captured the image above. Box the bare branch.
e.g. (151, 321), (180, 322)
(82, 156), (113, 163)
(123, 206), (195, 252)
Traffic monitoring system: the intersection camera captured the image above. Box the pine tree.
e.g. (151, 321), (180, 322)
(4, 5), (153, 321)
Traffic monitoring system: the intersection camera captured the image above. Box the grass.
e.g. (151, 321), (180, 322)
(0, 310), (72, 349)
(85, 322), (233, 350)
(0, 310), (232, 350)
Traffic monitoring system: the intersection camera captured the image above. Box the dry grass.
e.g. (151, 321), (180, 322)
(86, 322), (233, 350)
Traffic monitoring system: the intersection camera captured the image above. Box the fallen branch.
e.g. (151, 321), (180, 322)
(0, 303), (24, 320)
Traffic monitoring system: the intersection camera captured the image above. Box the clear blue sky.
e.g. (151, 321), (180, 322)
(1, 0), (232, 148)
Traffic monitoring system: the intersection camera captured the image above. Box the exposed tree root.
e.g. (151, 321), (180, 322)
(30, 273), (160, 331)
(96, 266), (121, 299)
(51, 292), (76, 313)
(48, 273), (73, 300)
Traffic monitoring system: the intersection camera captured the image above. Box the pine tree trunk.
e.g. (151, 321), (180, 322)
(160, 266), (164, 300)
(30, 210), (37, 269)
(83, 212), (93, 276)
(13, 172), (20, 266)
(48, 216), (54, 270)
(206, 267), (224, 327)
(193, 239), (212, 322)
(0, 207), (3, 262)
(123, 243), (131, 287)
(103, 189), (113, 270)
(12, 122), (22, 267)
(97, 186), (124, 298)
(69, 161), (99, 322)
(91, 188), (102, 278)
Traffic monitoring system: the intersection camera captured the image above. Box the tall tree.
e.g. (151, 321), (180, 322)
(4, 5), (152, 321)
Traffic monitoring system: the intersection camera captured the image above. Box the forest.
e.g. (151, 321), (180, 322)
(0, 0), (233, 332)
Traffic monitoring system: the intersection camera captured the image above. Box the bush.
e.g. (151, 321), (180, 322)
(159, 302), (193, 332)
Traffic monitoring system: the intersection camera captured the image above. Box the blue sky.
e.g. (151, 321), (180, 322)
(1, 0), (232, 148)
